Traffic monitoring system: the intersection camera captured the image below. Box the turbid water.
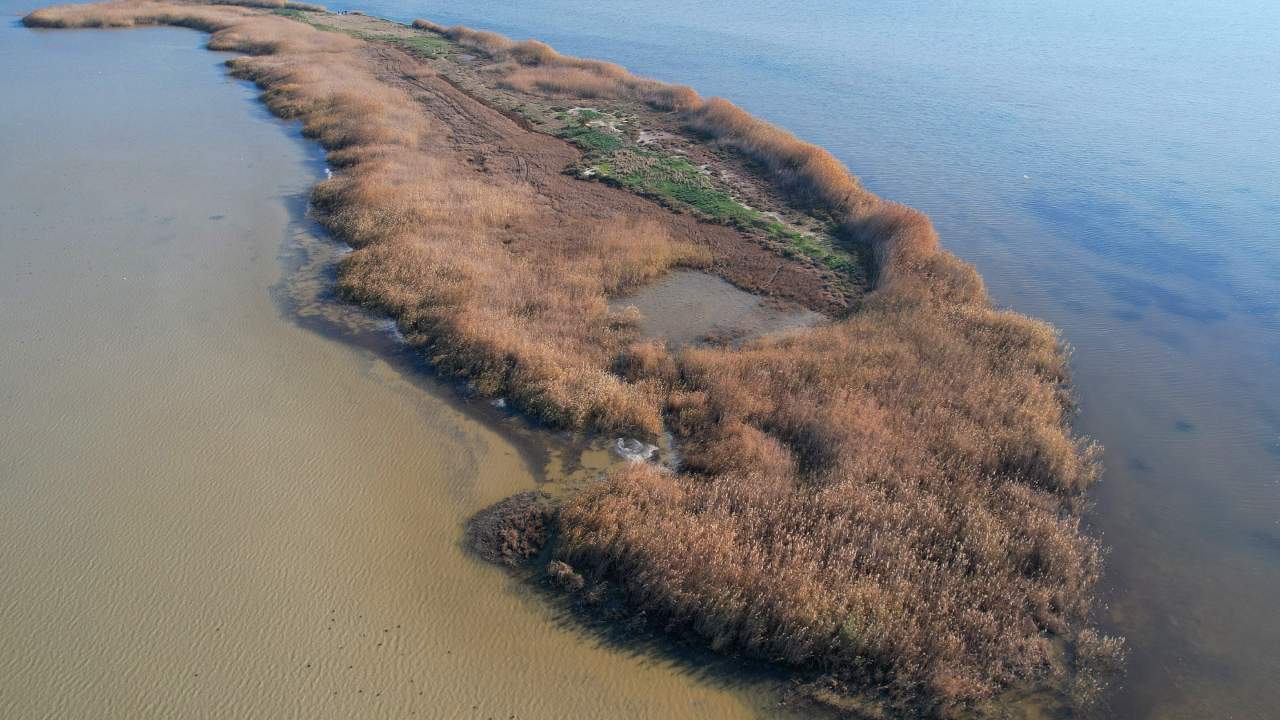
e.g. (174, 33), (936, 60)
(0, 11), (786, 718)
(5, 0), (1279, 718)
(612, 271), (822, 348)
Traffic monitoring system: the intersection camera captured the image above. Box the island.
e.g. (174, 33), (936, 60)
(23, 1), (1123, 715)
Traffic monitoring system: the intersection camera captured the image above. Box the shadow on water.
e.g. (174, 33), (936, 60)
(532, 584), (805, 719)
(476, 542), (819, 720)
(269, 190), (575, 482)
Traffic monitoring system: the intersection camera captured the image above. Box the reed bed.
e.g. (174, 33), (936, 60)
(414, 16), (1121, 712)
(27, 3), (1121, 713)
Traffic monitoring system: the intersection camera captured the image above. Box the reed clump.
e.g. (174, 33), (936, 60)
(467, 491), (558, 566)
(28, 3), (1120, 713)
(560, 294), (1105, 709)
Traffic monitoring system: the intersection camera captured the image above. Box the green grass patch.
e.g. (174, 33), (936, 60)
(592, 149), (757, 224)
(555, 111), (857, 273)
(762, 221), (861, 276)
(270, 8), (344, 33)
(559, 126), (624, 154)
(269, 11), (454, 58)
(386, 33), (453, 59)
(271, 8), (309, 20)
(509, 104), (546, 125)
(654, 178), (757, 223)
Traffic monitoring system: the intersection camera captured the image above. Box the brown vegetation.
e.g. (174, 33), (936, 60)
(466, 491), (558, 566)
(561, 300), (1102, 709)
(26, 2), (1120, 714)
(412, 15), (1121, 713)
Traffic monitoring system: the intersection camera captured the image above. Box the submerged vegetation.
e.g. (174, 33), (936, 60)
(25, 1), (1122, 715)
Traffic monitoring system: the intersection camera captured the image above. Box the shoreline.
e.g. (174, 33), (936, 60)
(23, 1), (1121, 715)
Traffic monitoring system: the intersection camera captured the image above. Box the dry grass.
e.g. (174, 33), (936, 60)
(561, 296), (1105, 710)
(28, 3), (1120, 713)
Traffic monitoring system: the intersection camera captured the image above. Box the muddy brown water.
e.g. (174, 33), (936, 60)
(0, 19), (788, 718)
(612, 270), (824, 348)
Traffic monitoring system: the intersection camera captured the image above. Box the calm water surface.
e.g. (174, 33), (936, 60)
(0, 7), (782, 717)
(338, 0), (1280, 717)
(4, 0), (1278, 717)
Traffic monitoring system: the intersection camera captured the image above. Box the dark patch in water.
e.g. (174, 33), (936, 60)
(1173, 419), (1196, 433)
(1246, 529), (1280, 558)
(1101, 272), (1227, 324)
(208, 214), (225, 220)
(1239, 296), (1279, 322)
(1128, 457), (1153, 473)
(1026, 187), (1231, 286)
(1058, 297), (1088, 314)
(1141, 325), (1191, 353)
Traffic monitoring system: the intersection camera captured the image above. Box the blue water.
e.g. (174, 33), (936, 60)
(326, 1), (1280, 716)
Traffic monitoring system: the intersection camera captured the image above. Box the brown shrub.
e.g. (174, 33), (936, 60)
(467, 491), (558, 566)
(207, 0), (325, 11)
(560, 289), (1108, 709)
(1068, 629), (1127, 715)
(612, 340), (679, 386)
(686, 97), (870, 212)
(499, 67), (619, 99)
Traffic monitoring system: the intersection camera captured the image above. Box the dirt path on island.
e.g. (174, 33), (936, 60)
(360, 44), (849, 315)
